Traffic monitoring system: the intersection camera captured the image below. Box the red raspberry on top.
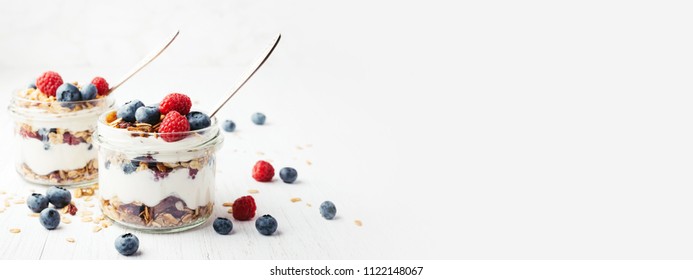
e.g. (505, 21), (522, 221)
(91, 77), (109, 95)
(232, 195), (256, 221)
(159, 93), (192, 115)
(36, 71), (63, 96)
(158, 111), (190, 142)
(252, 160), (275, 182)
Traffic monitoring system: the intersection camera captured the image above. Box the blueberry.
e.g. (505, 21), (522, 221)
(105, 160), (111, 170)
(279, 167), (298, 184)
(56, 83), (82, 102)
(28, 82), (36, 89)
(222, 120), (236, 132)
(39, 208), (60, 230)
(81, 83), (98, 100)
(213, 217), (233, 235)
(27, 193), (49, 213)
(255, 214), (278, 236)
(135, 105), (160, 125)
(320, 201), (337, 220)
(186, 111), (211, 131)
(114, 233), (139, 256)
(122, 162), (137, 174)
(46, 186), (71, 209)
(251, 112), (266, 125)
(37, 127), (51, 140)
(117, 100), (144, 122)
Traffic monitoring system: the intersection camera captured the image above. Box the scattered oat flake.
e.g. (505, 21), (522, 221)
(222, 202), (233, 207)
(85, 203), (95, 208)
(13, 199), (25, 204)
(296, 146), (303, 150)
(61, 217), (71, 224)
(354, 220), (363, 227)
(306, 160), (312, 166)
(92, 226), (102, 233)
(227, 208), (233, 213)
(9, 228), (20, 233)
(80, 210), (93, 217)
(0, 191), (5, 195)
(256, 151), (265, 155)
(28, 213), (40, 217)
(290, 198), (302, 203)
(4, 202), (9, 207)
(81, 217), (93, 222)
(66, 238), (75, 243)
(100, 221), (110, 228)
(84, 196), (93, 202)
(247, 189), (259, 194)
(306, 203), (312, 207)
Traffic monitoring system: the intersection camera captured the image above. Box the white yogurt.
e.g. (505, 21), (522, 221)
(99, 162), (214, 209)
(19, 138), (94, 175)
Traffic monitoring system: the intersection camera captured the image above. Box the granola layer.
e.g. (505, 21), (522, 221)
(19, 159), (98, 185)
(16, 86), (108, 113)
(101, 196), (213, 229)
(18, 123), (93, 146)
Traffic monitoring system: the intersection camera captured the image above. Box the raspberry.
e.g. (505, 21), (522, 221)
(158, 111), (190, 142)
(252, 160), (275, 182)
(91, 77), (109, 95)
(232, 196), (256, 221)
(159, 93), (192, 115)
(36, 71), (63, 96)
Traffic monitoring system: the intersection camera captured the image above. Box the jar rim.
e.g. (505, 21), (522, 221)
(96, 109), (224, 153)
(9, 90), (116, 118)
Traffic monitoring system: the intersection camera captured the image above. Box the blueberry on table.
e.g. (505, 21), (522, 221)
(251, 112), (266, 125)
(39, 208), (60, 230)
(186, 111), (211, 130)
(46, 186), (71, 208)
(27, 193), (49, 213)
(135, 105), (161, 125)
(117, 100), (145, 122)
(114, 233), (140, 256)
(213, 217), (233, 235)
(255, 214), (278, 236)
(320, 201), (337, 220)
(279, 167), (298, 184)
(222, 120), (236, 132)
(81, 83), (98, 100)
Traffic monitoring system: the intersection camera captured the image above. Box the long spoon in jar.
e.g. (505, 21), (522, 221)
(106, 30), (180, 95)
(209, 33), (281, 117)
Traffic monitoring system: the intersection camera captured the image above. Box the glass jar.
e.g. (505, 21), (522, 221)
(8, 92), (115, 187)
(95, 110), (224, 233)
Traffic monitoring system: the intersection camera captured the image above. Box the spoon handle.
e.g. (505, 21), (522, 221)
(209, 34), (282, 118)
(107, 30), (180, 94)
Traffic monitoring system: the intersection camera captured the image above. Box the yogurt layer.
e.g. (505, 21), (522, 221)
(19, 138), (94, 175)
(99, 161), (215, 209)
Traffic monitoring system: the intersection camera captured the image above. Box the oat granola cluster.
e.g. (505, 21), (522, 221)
(20, 159), (98, 185)
(101, 196), (212, 228)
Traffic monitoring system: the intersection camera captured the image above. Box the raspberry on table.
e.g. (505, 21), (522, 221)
(232, 195), (256, 221)
(158, 111), (190, 142)
(91, 77), (109, 95)
(159, 93), (192, 115)
(252, 160), (275, 182)
(36, 71), (63, 96)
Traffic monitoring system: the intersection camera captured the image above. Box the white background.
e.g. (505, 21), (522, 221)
(1, 0), (692, 259)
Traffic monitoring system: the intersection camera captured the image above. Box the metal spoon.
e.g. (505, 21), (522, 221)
(209, 33), (282, 117)
(107, 30), (180, 94)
